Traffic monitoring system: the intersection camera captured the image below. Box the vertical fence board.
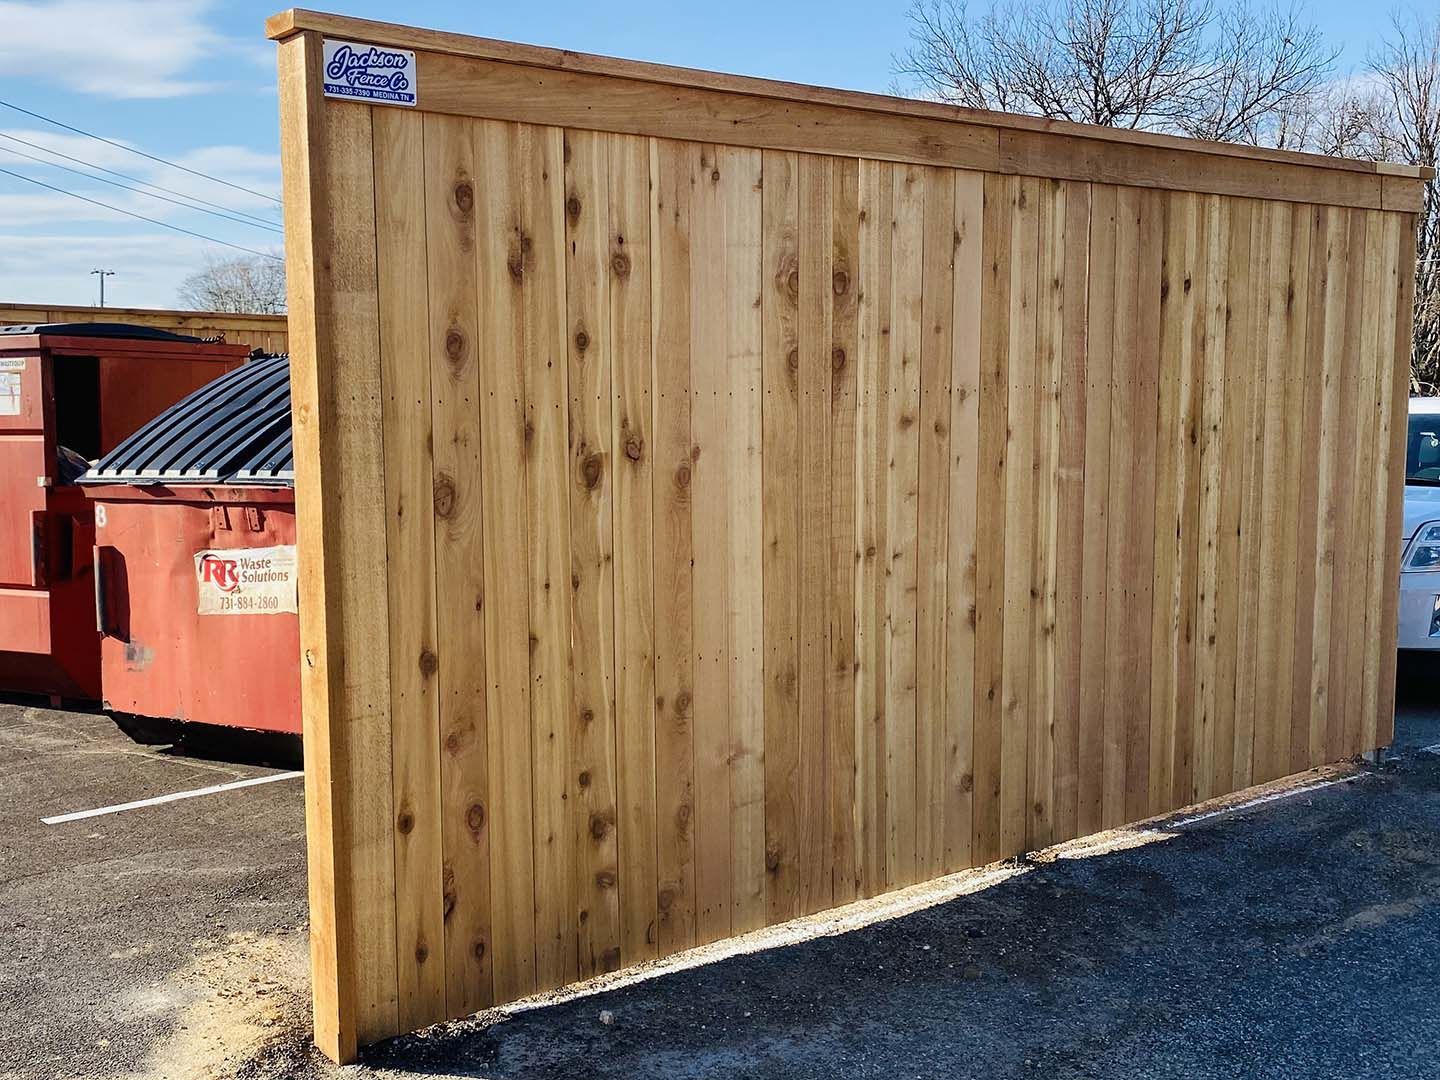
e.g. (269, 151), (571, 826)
(691, 143), (734, 945)
(763, 149), (804, 919)
(828, 156), (862, 904)
(798, 153), (836, 912)
(854, 158), (893, 897)
(725, 147), (768, 934)
(1029, 178), (1064, 849)
(607, 132), (658, 965)
(886, 164), (924, 883)
(973, 172), (1012, 865)
(474, 118), (536, 1005)
(1052, 180), (1090, 841)
(917, 165), (956, 877)
(564, 128), (621, 977)
(415, 110), (483, 1022)
(1077, 184), (1115, 837)
(944, 170), (984, 871)
(650, 137), (698, 954)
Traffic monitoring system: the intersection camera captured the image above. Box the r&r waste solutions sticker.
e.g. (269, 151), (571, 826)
(322, 38), (417, 107)
(194, 545), (298, 615)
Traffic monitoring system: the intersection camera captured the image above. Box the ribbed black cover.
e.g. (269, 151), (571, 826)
(83, 354), (293, 487)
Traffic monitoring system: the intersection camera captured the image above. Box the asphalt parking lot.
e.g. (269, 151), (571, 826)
(0, 701), (308, 1080)
(5, 656), (1440, 1080)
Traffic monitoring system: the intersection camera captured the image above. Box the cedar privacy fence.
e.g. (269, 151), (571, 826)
(0, 303), (289, 353)
(269, 8), (1429, 1062)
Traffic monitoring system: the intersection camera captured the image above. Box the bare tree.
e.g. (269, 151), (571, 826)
(895, 0), (1334, 140)
(177, 253), (287, 315)
(1367, 13), (1439, 392)
(896, 0), (1437, 388)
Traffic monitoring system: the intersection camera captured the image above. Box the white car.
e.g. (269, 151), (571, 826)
(1400, 398), (1440, 650)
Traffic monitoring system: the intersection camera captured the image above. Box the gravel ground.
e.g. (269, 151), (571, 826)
(8, 654), (1440, 1079)
(0, 702), (308, 1080)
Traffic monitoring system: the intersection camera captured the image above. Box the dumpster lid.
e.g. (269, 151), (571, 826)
(0, 322), (208, 343)
(82, 353), (293, 487)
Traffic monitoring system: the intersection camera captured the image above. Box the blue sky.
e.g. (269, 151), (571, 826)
(0, 0), (1400, 310)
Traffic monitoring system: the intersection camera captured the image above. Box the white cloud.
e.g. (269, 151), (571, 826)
(0, 232), (252, 307)
(0, 0), (262, 99)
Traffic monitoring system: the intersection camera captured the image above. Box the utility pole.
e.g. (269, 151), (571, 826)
(90, 269), (115, 308)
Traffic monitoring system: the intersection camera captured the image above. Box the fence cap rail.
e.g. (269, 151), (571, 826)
(268, 7), (1433, 186)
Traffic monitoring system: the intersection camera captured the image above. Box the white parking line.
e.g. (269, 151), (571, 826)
(1166, 775), (1360, 829)
(41, 771), (303, 825)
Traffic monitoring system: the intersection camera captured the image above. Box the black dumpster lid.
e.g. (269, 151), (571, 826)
(82, 353), (293, 487)
(0, 322), (208, 343)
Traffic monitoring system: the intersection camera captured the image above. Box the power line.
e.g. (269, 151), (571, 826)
(0, 130), (281, 230)
(0, 97), (282, 207)
(0, 143), (283, 234)
(0, 166), (284, 262)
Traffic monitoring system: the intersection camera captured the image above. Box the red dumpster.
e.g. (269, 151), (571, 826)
(82, 354), (300, 736)
(0, 324), (249, 700)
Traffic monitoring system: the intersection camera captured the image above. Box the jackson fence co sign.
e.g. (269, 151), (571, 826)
(321, 39), (417, 106)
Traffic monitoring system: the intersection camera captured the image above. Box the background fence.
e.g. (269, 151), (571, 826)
(0, 303), (288, 353)
(271, 10), (1426, 1062)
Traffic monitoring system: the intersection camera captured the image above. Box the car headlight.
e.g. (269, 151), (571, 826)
(1404, 521), (1440, 572)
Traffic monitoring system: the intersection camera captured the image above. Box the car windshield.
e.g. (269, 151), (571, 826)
(1408, 411), (1440, 486)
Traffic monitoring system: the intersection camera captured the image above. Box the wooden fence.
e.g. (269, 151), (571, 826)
(270, 9), (1428, 1062)
(0, 303), (288, 353)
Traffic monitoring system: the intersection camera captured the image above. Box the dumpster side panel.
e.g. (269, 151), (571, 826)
(96, 492), (301, 734)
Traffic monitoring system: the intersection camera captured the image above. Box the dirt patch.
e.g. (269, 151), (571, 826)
(121, 932), (312, 1080)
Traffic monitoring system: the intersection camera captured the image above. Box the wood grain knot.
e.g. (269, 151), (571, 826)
(566, 194), (582, 221)
(582, 452), (604, 490)
(624, 434), (644, 462)
(832, 269), (850, 297)
(787, 347), (800, 374)
(473, 939), (487, 962)
(418, 648), (439, 677)
(466, 802), (485, 837)
(397, 809), (415, 835)
(675, 463), (691, 490)
(1161, 279), (1171, 301)
(442, 867), (457, 920)
(445, 326), (466, 365)
(433, 474), (456, 519)
(711, 168), (720, 182)
(611, 251), (631, 278)
(580, 707), (596, 726)
(1183, 274), (1193, 293)
(444, 724), (470, 754)
(765, 844), (781, 873)
(674, 689), (692, 715)
(578, 769), (592, 788)
(658, 885), (675, 912)
(775, 255), (799, 303)
(960, 773), (974, 793)
(831, 346), (846, 373)
(674, 802), (692, 830)
(453, 180), (474, 214)
(590, 813), (611, 840)
(415, 942), (429, 964)
(575, 328), (590, 353)
(596, 870), (617, 890)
